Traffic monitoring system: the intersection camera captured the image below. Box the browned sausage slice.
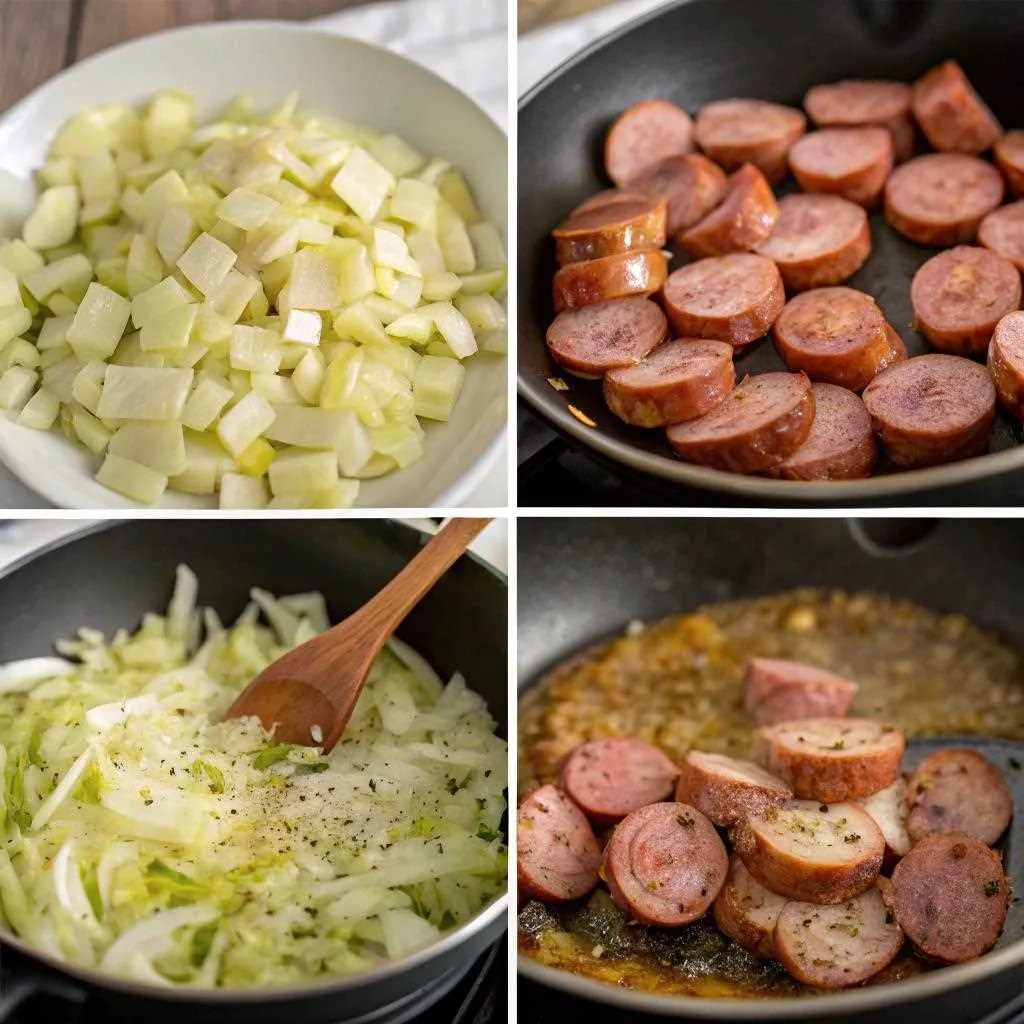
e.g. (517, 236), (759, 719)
(768, 384), (877, 481)
(627, 153), (728, 239)
(744, 657), (859, 725)
(788, 127), (894, 207)
(979, 200), (1024, 271)
(679, 164), (779, 258)
(994, 131), (1024, 198)
(605, 100), (695, 188)
(713, 855), (788, 958)
(906, 748), (1012, 846)
(552, 250), (668, 313)
(546, 297), (667, 378)
(775, 887), (903, 988)
(989, 310), (1024, 421)
(694, 99), (807, 183)
(517, 785), (601, 902)
(758, 717), (905, 802)
(862, 354), (997, 468)
(883, 832), (1010, 964)
(662, 253), (784, 347)
(603, 338), (735, 427)
(569, 190), (649, 217)
(912, 60), (1002, 155)
(734, 799), (885, 904)
(756, 195), (871, 292)
(859, 778), (912, 861)
(675, 750), (792, 827)
(910, 246), (1021, 355)
(666, 371), (815, 473)
(771, 287), (893, 392)
(884, 154), (1004, 246)
(553, 196), (668, 266)
(804, 79), (914, 162)
(561, 737), (680, 824)
(602, 802), (728, 926)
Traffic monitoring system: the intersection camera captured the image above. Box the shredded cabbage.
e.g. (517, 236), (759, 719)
(0, 567), (506, 987)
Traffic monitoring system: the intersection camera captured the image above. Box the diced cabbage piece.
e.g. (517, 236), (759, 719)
(76, 150), (118, 203)
(230, 325), (281, 373)
(368, 134), (424, 177)
(139, 304), (197, 351)
(246, 222), (300, 267)
(371, 422), (424, 468)
(0, 366), (37, 410)
(23, 186), (80, 249)
(0, 267), (22, 307)
(391, 275), (423, 309)
(414, 355), (465, 421)
(458, 266), (507, 295)
(131, 276), (191, 328)
(66, 283), (131, 359)
(478, 328), (507, 355)
(389, 178), (439, 231)
(431, 303), (477, 358)
(181, 376), (233, 432)
(143, 91), (194, 158)
(278, 249), (338, 312)
(268, 449), (338, 496)
(142, 170), (189, 223)
(330, 148), (395, 222)
(125, 235), (164, 296)
(219, 472), (269, 509)
(250, 373), (299, 406)
(291, 350), (324, 404)
(437, 204), (476, 274)
(236, 437), (276, 476)
(422, 272), (462, 301)
(18, 387), (60, 429)
(416, 156), (451, 186)
(71, 359), (107, 413)
(333, 304), (388, 347)
(40, 156), (75, 187)
(282, 309), (321, 347)
(216, 390), (276, 456)
(108, 421), (186, 475)
(176, 233), (236, 296)
(262, 405), (359, 450)
(156, 206), (196, 265)
(385, 309), (433, 345)
(42, 354), (83, 403)
(438, 171), (482, 224)
(337, 245), (375, 304)
(97, 365), (193, 420)
(455, 293), (506, 332)
(0, 306), (31, 347)
(468, 222), (506, 268)
(71, 406), (110, 452)
(52, 104), (139, 157)
(295, 219), (333, 245)
(22, 253), (92, 302)
(207, 270), (258, 324)
(217, 187), (280, 231)
(0, 239), (44, 278)
(373, 228), (421, 277)
(95, 453), (167, 503)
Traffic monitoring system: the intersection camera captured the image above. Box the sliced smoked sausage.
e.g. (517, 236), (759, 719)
(788, 127), (894, 207)
(561, 737), (679, 824)
(675, 750), (792, 827)
(628, 153), (727, 239)
(883, 832), (1010, 964)
(603, 338), (735, 427)
(988, 310), (1024, 421)
(758, 717), (904, 803)
(768, 384), (878, 482)
(771, 287), (893, 392)
(679, 164), (779, 258)
(775, 887), (903, 988)
(862, 354), (997, 468)
(906, 748), (1012, 846)
(662, 253), (784, 347)
(755, 194), (871, 292)
(546, 296), (667, 377)
(517, 785), (601, 902)
(734, 799), (885, 904)
(803, 79), (914, 162)
(910, 245), (1021, 355)
(744, 657), (859, 725)
(605, 100), (695, 188)
(553, 196), (668, 266)
(859, 778), (912, 861)
(694, 98), (806, 184)
(979, 200), (1024, 271)
(713, 855), (788, 958)
(569, 190), (649, 217)
(884, 153), (1003, 246)
(994, 131), (1024, 197)
(912, 60), (1002, 155)
(666, 371), (815, 474)
(602, 802), (728, 926)
(553, 250), (668, 313)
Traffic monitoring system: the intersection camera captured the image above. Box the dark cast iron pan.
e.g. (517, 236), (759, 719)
(517, 517), (1024, 1022)
(0, 520), (507, 1024)
(518, 0), (1024, 506)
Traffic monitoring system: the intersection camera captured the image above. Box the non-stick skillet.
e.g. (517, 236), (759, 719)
(517, 517), (1024, 1023)
(517, 0), (1024, 506)
(0, 520), (507, 1024)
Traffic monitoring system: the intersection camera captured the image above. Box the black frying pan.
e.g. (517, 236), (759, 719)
(0, 520), (507, 1024)
(518, 0), (1024, 505)
(517, 517), (1024, 1022)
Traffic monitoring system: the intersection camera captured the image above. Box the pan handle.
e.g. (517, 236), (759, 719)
(850, 0), (935, 42)
(848, 518), (938, 557)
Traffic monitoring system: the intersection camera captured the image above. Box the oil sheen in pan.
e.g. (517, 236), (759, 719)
(517, 588), (1024, 998)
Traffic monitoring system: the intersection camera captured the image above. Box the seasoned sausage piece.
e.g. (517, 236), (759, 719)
(988, 310), (1024, 421)
(862, 354), (996, 468)
(517, 785), (601, 902)
(546, 297), (667, 378)
(804, 79), (914, 162)
(768, 384), (877, 482)
(775, 887), (903, 988)
(884, 154), (1004, 246)
(734, 799), (885, 904)
(859, 778), (912, 861)
(569, 190), (649, 217)
(713, 855), (788, 958)
(679, 164), (779, 258)
(910, 246), (1021, 355)
(561, 737), (679, 824)
(602, 802), (728, 926)
(553, 250), (668, 313)
(675, 751), (792, 827)
(605, 100), (695, 188)
(628, 153), (728, 239)
(788, 127), (894, 207)
(666, 372), (814, 474)
(603, 339), (735, 427)
(906, 748), (1012, 846)
(758, 717), (904, 803)
(978, 201), (1024, 271)
(772, 287), (893, 392)
(694, 98), (807, 183)
(994, 131), (1024, 197)
(883, 832), (1010, 964)
(553, 196), (668, 266)
(744, 657), (859, 725)
(912, 60), (1002, 155)
(662, 253), (784, 348)
(756, 195), (871, 292)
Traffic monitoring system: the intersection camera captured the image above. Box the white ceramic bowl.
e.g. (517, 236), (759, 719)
(0, 21), (507, 509)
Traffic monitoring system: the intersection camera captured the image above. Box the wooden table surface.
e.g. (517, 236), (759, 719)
(519, 0), (617, 33)
(0, 0), (378, 113)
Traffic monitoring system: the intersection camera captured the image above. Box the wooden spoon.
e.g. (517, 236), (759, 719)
(226, 518), (492, 752)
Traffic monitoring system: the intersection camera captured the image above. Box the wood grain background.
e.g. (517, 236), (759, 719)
(519, 0), (616, 34)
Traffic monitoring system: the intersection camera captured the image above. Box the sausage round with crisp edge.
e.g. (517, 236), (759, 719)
(995, 131), (1024, 197)
(713, 855), (788, 958)
(680, 164), (779, 257)
(628, 153), (727, 239)
(675, 750), (792, 827)
(695, 98), (806, 183)
(744, 657), (859, 725)
(788, 126), (894, 206)
(605, 99), (695, 188)
(911, 59), (1002, 154)
(988, 310), (1024, 421)
(859, 778), (912, 861)
(553, 250), (669, 313)
(979, 200), (1024, 271)
(804, 79), (914, 162)
(553, 196), (668, 266)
